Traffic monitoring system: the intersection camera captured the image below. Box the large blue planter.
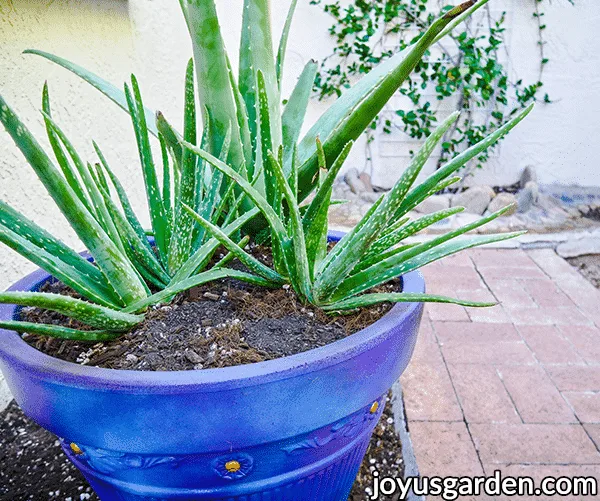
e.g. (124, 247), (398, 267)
(0, 234), (424, 500)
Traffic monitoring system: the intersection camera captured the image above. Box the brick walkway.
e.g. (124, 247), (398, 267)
(401, 248), (600, 499)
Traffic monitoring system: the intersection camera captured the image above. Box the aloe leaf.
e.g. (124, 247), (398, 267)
(0, 94), (147, 305)
(203, 124), (231, 215)
(0, 292), (143, 331)
(333, 206), (522, 301)
(289, 145), (299, 197)
(256, 71), (286, 273)
(221, 162), (263, 229)
(314, 111), (460, 300)
(210, 172), (240, 227)
(296, 2), (475, 201)
(184, 204), (286, 284)
(239, 0), (282, 153)
(0, 200), (106, 284)
(0, 321), (120, 342)
(193, 124), (210, 213)
(433, 0), (488, 44)
(125, 78), (170, 263)
(323, 292), (495, 312)
(41, 83), (96, 216)
(0, 225), (118, 309)
(312, 194), (385, 279)
(304, 141), (354, 277)
(364, 207), (465, 264)
(214, 235), (251, 270)
(282, 60), (318, 171)
(93, 141), (155, 255)
(24, 49), (158, 137)
(41, 112), (123, 249)
(343, 230), (525, 302)
(171, 207), (260, 283)
(303, 140), (354, 228)
(193, 125), (232, 247)
(156, 111), (183, 162)
(397, 104), (534, 219)
(277, 0), (299, 87)
(181, 140), (289, 239)
(257, 71), (279, 214)
(267, 152), (312, 300)
(181, 0), (245, 168)
(85, 162), (126, 255)
(125, 268), (274, 314)
(168, 59), (198, 272)
(226, 55), (253, 169)
(95, 178), (170, 286)
(160, 135), (174, 228)
(395, 175), (462, 217)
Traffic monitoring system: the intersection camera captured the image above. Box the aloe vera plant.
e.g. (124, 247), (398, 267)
(0, 69), (270, 341)
(0, 0), (527, 341)
(179, 99), (533, 311)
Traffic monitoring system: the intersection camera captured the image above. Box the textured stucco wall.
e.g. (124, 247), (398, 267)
(467, 0), (600, 189)
(0, 0), (598, 295)
(0, 0), (141, 292)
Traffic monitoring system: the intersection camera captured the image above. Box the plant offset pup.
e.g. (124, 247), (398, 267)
(0, 0), (526, 341)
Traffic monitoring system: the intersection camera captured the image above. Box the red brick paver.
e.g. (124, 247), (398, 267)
(402, 248), (600, 496)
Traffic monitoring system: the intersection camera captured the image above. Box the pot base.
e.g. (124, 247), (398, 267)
(62, 398), (384, 501)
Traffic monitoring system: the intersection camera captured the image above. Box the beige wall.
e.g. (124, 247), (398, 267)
(1, 0), (599, 291)
(1, 0), (141, 290)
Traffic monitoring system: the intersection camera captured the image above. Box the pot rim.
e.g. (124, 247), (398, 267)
(0, 234), (425, 393)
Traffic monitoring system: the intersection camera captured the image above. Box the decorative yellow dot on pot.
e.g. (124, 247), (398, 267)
(225, 460), (241, 473)
(370, 401), (379, 414)
(70, 443), (83, 455)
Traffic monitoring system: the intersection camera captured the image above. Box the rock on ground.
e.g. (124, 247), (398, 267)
(517, 181), (539, 213)
(487, 192), (518, 215)
(358, 172), (374, 193)
(415, 194), (451, 214)
(451, 186), (495, 215)
(344, 168), (369, 195)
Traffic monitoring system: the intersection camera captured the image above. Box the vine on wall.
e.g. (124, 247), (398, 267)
(310, 0), (574, 180)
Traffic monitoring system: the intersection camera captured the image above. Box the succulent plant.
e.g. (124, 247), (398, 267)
(178, 98), (532, 311)
(0, 0), (527, 340)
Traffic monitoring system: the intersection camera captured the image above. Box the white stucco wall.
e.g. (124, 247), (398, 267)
(0, 0), (598, 292)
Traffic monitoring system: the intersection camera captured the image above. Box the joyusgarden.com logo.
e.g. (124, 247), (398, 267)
(370, 470), (598, 500)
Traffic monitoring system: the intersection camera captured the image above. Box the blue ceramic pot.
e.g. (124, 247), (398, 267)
(0, 233), (424, 500)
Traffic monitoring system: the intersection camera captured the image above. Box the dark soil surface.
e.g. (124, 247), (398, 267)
(20, 278), (398, 371)
(567, 254), (600, 289)
(0, 392), (403, 501)
(0, 401), (97, 501)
